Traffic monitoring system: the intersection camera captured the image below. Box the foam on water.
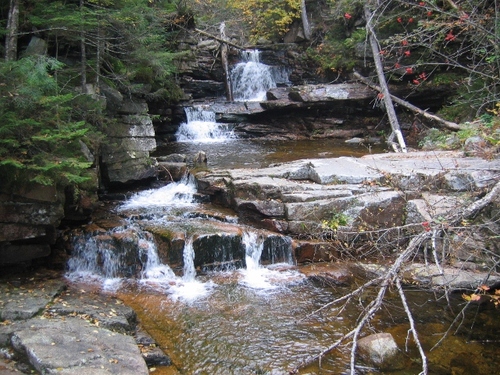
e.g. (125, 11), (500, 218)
(119, 174), (197, 211)
(176, 106), (235, 142)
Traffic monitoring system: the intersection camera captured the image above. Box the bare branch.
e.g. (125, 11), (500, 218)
(353, 71), (461, 131)
(395, 278), (428, 375)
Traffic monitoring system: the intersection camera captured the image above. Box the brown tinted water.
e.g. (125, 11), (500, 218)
(154, 139), (387, 169)
(97, 138), (500, 374)
(116, 276), (500, 375)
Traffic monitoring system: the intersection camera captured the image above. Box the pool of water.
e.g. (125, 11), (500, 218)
(154, 138), (386, 169)
(115, 276), (500, 375)
(75, 135), (500, 374)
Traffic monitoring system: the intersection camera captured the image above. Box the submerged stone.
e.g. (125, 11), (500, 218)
(357, 332), (405, 371)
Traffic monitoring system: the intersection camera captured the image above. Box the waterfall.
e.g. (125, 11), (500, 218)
(182, 239), (196, 281)
(140, 234), (177, 282)
(175, 106), (235, 142)
(231, 50), (290, 102)
(169, 239), (214, 302)
(239, 231), (298, 290)
(66, 227), (178, 291)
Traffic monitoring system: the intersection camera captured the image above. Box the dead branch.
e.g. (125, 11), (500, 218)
(193, 28), (245, 50)
(365, 5), (407, 153)
(395, 278), (428, 375)
(448, 180), (500, 224)
(353, 71), (461, 131)
(219, 22), (233, 102)
(294, 180), (500, 374)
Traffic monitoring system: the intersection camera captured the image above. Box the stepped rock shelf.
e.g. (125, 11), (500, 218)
(195, 150), (500, 269)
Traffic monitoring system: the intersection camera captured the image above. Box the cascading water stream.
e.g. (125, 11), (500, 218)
(239, 231), (300, 291)
(231, 49), (290, 102)
(175, 106), (235, 142)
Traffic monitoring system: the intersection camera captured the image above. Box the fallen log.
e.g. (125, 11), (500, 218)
(353, 71), (461, 131)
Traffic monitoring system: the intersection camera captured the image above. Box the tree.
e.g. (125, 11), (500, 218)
(300, 0), (311, 41)
(229, 0), (302, 43)
(5, 0), (19, 61)
(0, 56), (97, 187)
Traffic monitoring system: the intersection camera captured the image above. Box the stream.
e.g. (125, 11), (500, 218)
(65, 50), (500, 375)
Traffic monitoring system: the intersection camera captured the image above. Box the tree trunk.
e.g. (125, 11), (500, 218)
(80, 0), (88, 93)
(364, 5), (407, 153)
(220, 22), (233, 102)
(5, 0), (20, 61)
(300, 0), (311, 41)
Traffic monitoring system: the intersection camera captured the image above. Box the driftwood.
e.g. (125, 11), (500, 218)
(365, 5), (407, 153)
(353, 71), (461, 131)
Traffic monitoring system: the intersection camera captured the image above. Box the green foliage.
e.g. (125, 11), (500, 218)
(0, 57), (97, 188)
(307, 28), (365, 75)
(228, 0), (301, 43)
(321, 212), (350, 231)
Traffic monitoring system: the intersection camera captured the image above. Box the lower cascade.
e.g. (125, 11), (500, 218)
(66, 178), (299, 301)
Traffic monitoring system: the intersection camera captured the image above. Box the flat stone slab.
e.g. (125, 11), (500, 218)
(218, 151), (500, 188)
(0, 279), (66, 321)
(47, 289), (137, 334)
(11, 318), (148, 375)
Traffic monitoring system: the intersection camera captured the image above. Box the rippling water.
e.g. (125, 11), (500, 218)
(155, 138), (385, 169)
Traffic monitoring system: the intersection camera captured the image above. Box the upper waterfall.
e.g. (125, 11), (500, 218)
(231, 50), (290, 102)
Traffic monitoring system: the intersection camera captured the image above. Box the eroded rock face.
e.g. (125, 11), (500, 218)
(0, 184), (64, 265)
(99, 84), (158, 188)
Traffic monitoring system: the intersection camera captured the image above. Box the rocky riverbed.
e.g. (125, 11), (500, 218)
(1, 150), (500, 374)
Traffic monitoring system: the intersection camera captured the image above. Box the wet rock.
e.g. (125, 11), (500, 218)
(158, 162), (188, 181)
(47, 290), (137, 334)
(193, 151), (208, 166)
(196, 151), (500, 237)
(261, 235), (293, 264)
(357, 332), (404, 371)
(193, 233), (245, 271)
(294, 241), (341, 263)
(11, 318), (148, 375)
(300, 262), (356, 286)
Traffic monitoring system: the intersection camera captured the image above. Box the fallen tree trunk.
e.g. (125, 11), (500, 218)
(353, 71), (461, 131)
(220, 22), (233, 102)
